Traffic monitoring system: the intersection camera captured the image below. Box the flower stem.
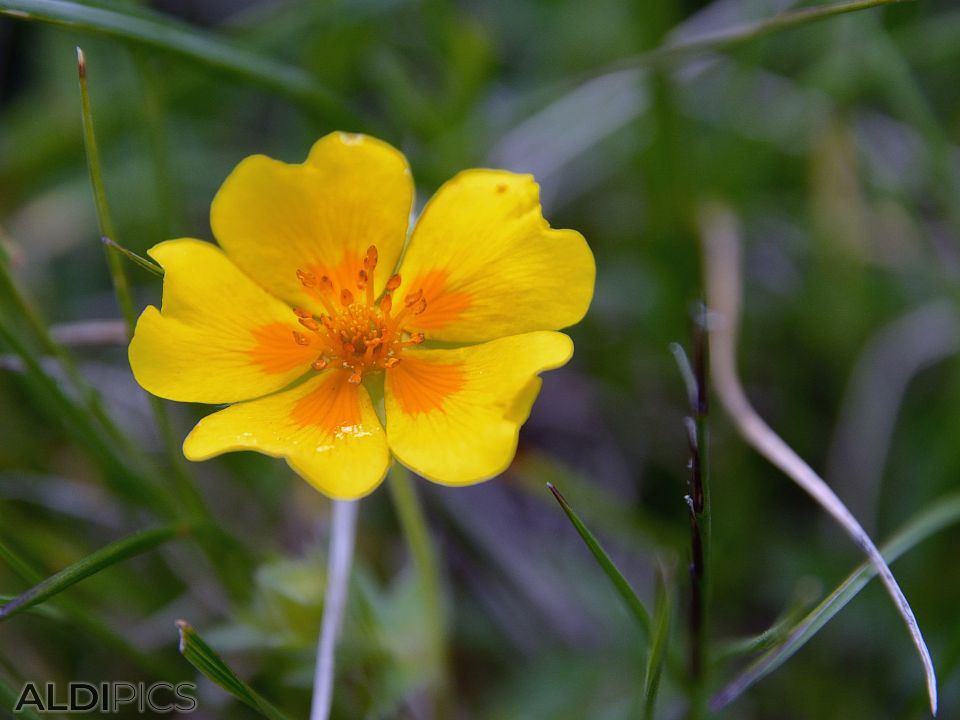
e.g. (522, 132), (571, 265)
(388, 466), (448, 714)
(310, 499), (359, 720)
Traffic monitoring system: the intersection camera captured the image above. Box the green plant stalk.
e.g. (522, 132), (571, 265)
(547, 482), (652, 638)
(387, 466), (449, 712)
(712, 492), (960, 711)
(102, 237), (164, 278)
(0, 524), (189, 621)
(643, 566), (672, 720)
(689, 306), (712, 717)
(1, 0), (351, 120)
(78, 47), (208, 523)
(177, 620), (293, 720)
(0, 534), (176, 678)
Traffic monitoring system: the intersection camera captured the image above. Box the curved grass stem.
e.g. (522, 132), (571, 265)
(699, 201), (937, 715)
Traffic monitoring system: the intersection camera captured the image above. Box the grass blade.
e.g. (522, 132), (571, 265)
(643, 565), (672, 720)
(712, 492), (960, 711)
(547, 482), (651, 638)
(176, 620), (293, 720)
(0, 524), (188, 621)
(101, 236), (164, 278)
(0, 0), (349, 117)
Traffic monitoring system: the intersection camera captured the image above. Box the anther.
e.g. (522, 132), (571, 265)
(293, 307), (312, 318)
(357, 269), (368, 290)
(319, 275), (335, 294)
(296, 269), (317, 287)
(340, 288), (354, 306)
(411, 297), (427, 315)
(383, 357), (400, 368)
(409, 332), (425, 344)
(386, 274), (402, 291)
(380, 295), (393, 314)
(299, 317), (320, 331)
(312, 358), (328, 371)
(348, 368), (363, 384)
(404, 288), (423, 307)
(292, 331), (310, 346)
(320, 315), (335, 330)
(364, 245), (378, 271)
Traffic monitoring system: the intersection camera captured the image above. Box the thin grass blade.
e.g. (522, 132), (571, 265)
(176, 620), (293, 720)
(0, 524), (188, 621)
(547, 482), (651, 638)
(643, 565), (672, 720)
(101, 237), (164, 278)
(0, 0), (348, 117)
(712, 492), (960, 711)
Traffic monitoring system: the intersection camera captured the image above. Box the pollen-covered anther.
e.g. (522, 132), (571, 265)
(296, 269), (317, 288)
(292, 247), (429, 380)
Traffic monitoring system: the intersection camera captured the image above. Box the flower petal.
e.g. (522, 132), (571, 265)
(184, 371), (390, 499)
(384, 331), (573, 485)
(398, 170), (594, 342)
(129, 239), (316, 404)
(211, 132), (413, 312)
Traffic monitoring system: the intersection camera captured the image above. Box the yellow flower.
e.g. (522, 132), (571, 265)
(129, 132), (595, 499)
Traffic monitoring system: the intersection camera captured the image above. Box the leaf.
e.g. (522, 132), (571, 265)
(642, 565), (672, 720)
(547, 482), (652, 638)
(176, 620), (293, 720)
(712, 492), (960, 711)
(0, 524), (187, 622)
(0, 0), (349, 118)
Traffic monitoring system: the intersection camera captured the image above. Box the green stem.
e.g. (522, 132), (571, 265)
(387, 466), (448, 712)
(77, 48), (208, 524)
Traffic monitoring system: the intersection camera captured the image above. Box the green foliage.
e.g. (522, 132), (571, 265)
(1, 0), (959, 717)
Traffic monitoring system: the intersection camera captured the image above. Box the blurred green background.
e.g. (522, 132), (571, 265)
(1, 0), (959, 718)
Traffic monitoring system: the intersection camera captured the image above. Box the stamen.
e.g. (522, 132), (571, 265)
(364, 245), (378, 272)
(410, 297), (427, 315)
(293, 247), (429, 380)
(296, 269), (317, 288)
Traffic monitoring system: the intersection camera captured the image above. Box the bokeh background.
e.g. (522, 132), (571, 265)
(1, 0), (960, 718)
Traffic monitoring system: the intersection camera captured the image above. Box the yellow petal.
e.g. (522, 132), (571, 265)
(129, 239), (316, 404)
(184, 371), (390, 499)
(211, 132), (413, 313)
(397, 170), (594, 342)
(384, 331), (573, 485)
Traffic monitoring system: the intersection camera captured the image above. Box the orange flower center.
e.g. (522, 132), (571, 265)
(291, 245), (427, 384)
